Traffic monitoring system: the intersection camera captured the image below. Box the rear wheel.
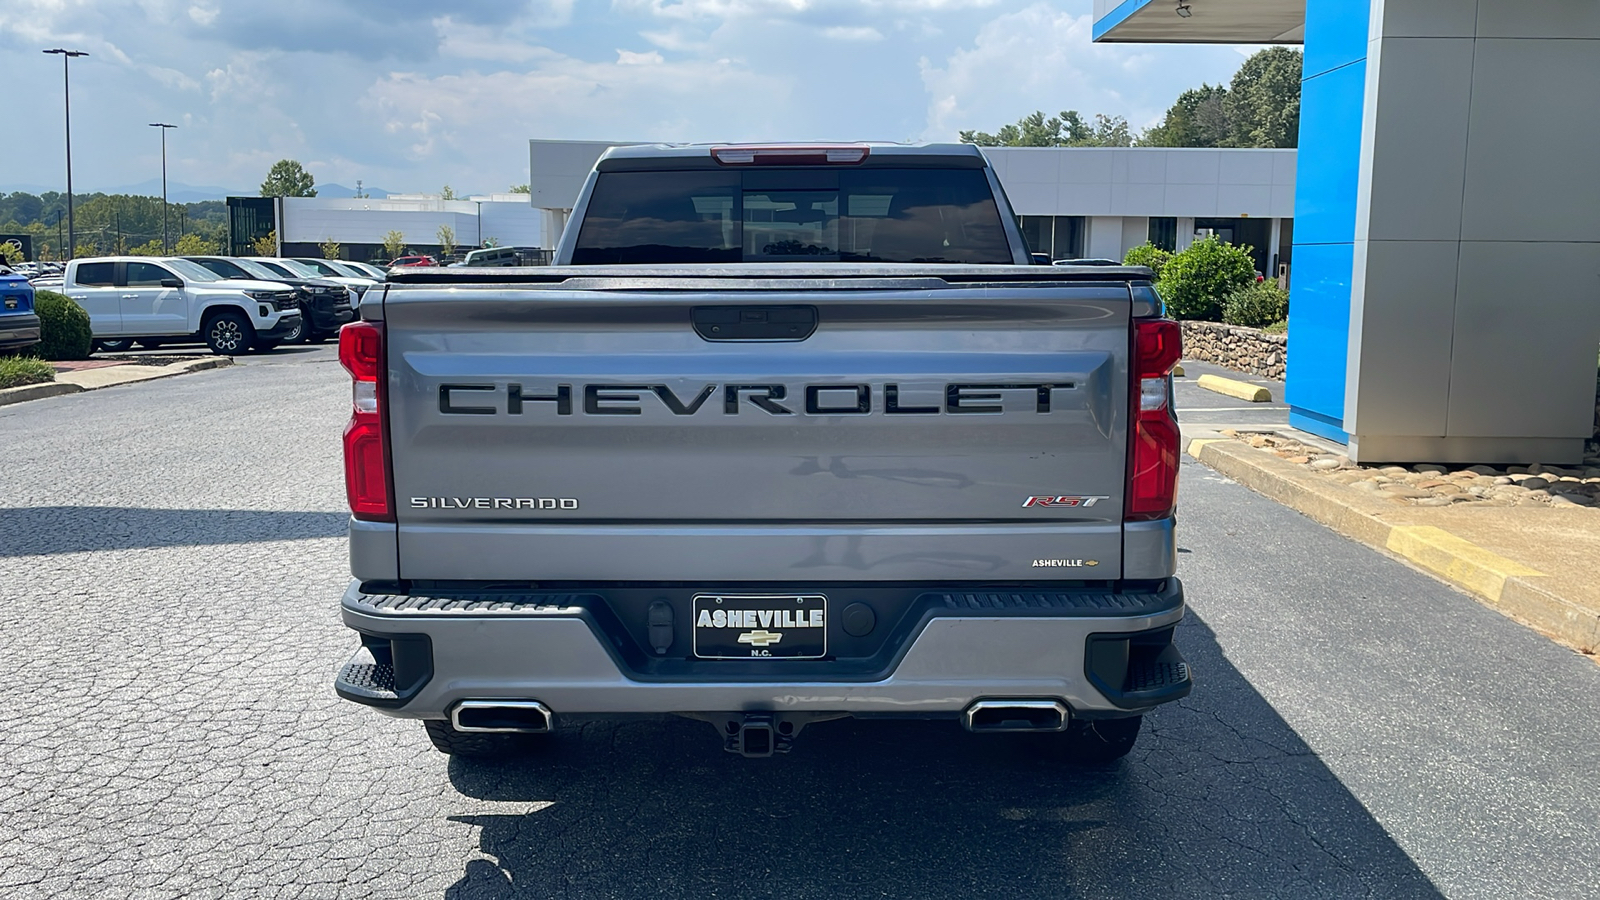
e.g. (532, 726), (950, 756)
(423, 719), (546, 759)
(203, 310), (253, 355)
(1050, 715), (1142, 764)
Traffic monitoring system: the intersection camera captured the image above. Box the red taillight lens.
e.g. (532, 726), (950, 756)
(1127, 319), (1181, 521)
(339, 321), (392, 522)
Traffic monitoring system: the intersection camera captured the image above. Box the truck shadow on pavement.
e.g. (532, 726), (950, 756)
(439, 612), (1444, 899)
(0, 506), (347, 557)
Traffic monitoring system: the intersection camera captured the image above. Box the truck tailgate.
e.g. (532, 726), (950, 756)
(381, 276), (1133, 581)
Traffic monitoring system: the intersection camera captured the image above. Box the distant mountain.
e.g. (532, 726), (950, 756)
(316, 183), (397, 199)
(2, 180), (398, 203)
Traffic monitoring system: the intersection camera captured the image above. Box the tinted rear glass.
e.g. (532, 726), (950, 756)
(74, 262), (114, 286)
(573, 168), (1012, 264)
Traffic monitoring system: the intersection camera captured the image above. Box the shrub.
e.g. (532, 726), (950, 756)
(1262, 319), (1288, 335)
(33, 290), (93, 361)
(1222, 280), (1290, 328)
(1122, 242), (1173, 278)
(1155, 236), (1257, 321)
(0, 355), (55, 389)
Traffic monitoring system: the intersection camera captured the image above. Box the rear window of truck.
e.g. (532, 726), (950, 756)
(572, 168), (1012, 265)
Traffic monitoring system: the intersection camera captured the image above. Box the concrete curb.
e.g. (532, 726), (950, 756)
(1196, 374), (1272, 403)
(56, 356), (233, 391)
(2, 357), (232, 406)
(0, 381), (85, 407)
(1188, 437), (1600, 655)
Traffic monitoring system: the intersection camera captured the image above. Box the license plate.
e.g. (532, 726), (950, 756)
(692, 594), (827, 659)
(3, 298), (16, 309)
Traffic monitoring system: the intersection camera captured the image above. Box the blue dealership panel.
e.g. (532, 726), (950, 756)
(1302, 0), (1371, 80)
(1286, 0), (1372, 442)
(1285, 243), (1354, 442)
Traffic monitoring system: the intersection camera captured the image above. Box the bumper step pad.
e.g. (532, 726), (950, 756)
(335, 659), (398, 704)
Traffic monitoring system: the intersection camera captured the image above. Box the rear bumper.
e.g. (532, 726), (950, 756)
(334, 579), (1191, 720)
(0, 314), (41, 350)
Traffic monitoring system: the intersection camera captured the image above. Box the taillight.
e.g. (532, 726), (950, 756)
(710, 145), (870, 166)
(339, 321), (392, 522)
(1127, 319), (1182, 521)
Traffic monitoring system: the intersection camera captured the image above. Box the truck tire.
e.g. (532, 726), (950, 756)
(423, 719), (545, 759)
(203, 309), (253, 355)
(1053, 715), (1142, 764)
(281, 309), (307, 344)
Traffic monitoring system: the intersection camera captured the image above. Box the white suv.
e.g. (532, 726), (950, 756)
(63, 257), (302, 355)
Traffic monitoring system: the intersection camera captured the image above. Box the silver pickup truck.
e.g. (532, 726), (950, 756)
(333, 143), (1190, 762)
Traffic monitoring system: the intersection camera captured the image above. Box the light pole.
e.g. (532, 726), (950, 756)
(149, 123), (176, 252)
(43, 48), (88, 259)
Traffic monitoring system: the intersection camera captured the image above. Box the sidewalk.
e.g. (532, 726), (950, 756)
(1186, 431), (1600, 657)
(0, 356), (231, 406)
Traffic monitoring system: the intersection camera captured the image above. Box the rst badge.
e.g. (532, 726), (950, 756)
(1022, 495), (1110, 508)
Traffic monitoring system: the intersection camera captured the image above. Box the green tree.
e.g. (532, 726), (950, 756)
(1223, 47), (1301, 148)
(507, 184), (530, 194)
(960, 110), (1133, 148)
(1139, 84), (1230, 148)
(252, 229), (278, 257)
(260, 160), (317, 198)
(320, 237), (342, 259)
(0, 240), (22, 266)
(1140, 48), (1301, 148)
(125, 239), (163, 256)
(440, 185), (457, 201)
(173, 233), (220, 255)
(1156, 236), (1258, 321)
(381, 230), (406, 260)
(436, 224), (457, 259)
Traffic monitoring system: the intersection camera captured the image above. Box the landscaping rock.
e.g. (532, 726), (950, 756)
(1309, 458), (1343, 471)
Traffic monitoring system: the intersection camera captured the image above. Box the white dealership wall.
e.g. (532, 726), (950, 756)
(526, 139), (1295, 261)
(982, 146), (1297, 260)
(278, 195), (543, 249)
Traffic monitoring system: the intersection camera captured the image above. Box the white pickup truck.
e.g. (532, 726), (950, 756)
(62, 256), (302, 354)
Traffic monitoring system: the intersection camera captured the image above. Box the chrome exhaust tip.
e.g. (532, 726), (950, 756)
(963, 699), (1069, 733)
(451, 700), (554, 734)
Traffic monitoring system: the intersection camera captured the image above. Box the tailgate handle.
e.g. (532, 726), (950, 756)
(692, 305), (817, 341)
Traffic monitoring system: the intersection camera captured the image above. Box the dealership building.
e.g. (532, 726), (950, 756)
(1096, 0), (1600, 463)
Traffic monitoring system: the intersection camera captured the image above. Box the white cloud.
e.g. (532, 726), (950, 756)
(366, 51), (792, 162)
(616, 49), (666, 64)
(918, 2), (1242, 139)
(433, 16), (559, 63)
(187, 4), (217, 26)
(823, 26), (884, 41)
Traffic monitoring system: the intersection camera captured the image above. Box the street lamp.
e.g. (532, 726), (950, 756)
(149, 123), (177, 253)
(43, 48), (88, 260)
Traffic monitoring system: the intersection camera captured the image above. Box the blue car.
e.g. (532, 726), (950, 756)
(0, 267), (41, 352)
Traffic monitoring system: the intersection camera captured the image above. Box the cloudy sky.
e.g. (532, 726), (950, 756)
(5, 0), (1258, 196)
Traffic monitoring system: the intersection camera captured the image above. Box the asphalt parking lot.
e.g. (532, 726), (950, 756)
(2, 346), (1598, 899)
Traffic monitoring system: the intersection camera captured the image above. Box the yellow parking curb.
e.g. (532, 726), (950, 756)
(1196, 374), (1272, 403)
(1172, 363), (1185, 377)
(1385, 526), (1545, 604)
(1186, 438), (1224, 458)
